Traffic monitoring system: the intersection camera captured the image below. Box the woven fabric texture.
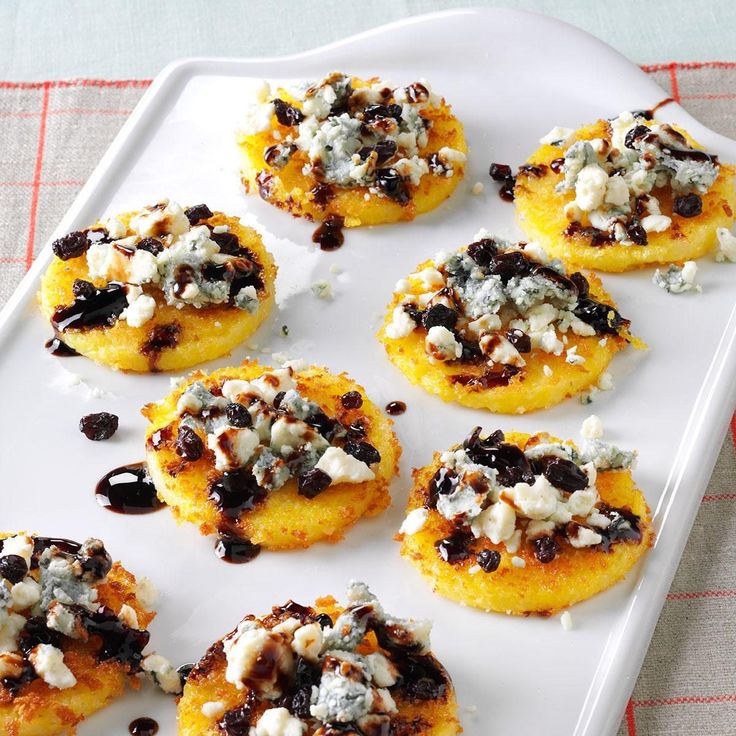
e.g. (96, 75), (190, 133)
(0, 63), (735, 736)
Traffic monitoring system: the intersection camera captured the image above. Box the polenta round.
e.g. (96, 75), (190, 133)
(399, 429), (654, 615)
(143, 361), (400, 559)
(38, 201), (276, 372)
(237, 72), (467, 228)
(378, 234), (637, 414)
(514, 113), (736, 271)
(178, 581), (460, 736)
(0, 533), (166, 736)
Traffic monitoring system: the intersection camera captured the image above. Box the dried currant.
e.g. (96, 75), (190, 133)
(0, 554), (28, 584)
(175, 426), (204, 461)
(79, 412), (119, 441)
(52, 231), (89, 261)
(476, 549), (501, 573)
(340, 391), (363, 409)
(184, 203), (213, 224)
(344, 441), (381, 465)
(673, 192), (703, 218)
(297, 468), (332, 499)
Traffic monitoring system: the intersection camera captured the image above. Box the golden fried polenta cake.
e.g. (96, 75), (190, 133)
(514, 113), (736, 271)
(237, 73), (467, 231)
(399, 427), (654, 616)
(378, 234), (638, 413)
(142, 361), (400, 560)
(38, 201), (276, 372)
(178, 581), (460, 736)
(0, 532), (177, 736)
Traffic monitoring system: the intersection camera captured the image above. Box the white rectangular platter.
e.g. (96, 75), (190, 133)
(2, 8), (736, 736)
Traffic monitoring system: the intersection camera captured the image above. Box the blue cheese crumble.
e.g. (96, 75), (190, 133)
(652, 261), (701, 294)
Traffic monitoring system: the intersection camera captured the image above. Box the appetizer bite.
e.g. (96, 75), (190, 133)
(143, 362), (400, 561)
(378, 234), (636, 413)
(514, 112), (736, 271)
(39, 201), (276, 371)
(178, 581), (460, 736)
(399, 426), (654, 615)
(0, 533), (177, 734)
(237, 73), (467, 239)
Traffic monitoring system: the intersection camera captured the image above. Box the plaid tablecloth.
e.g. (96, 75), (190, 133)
(1, 63), (735, 736)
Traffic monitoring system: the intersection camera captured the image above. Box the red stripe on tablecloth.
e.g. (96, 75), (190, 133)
(667, 590), (736, 601)
(633, 694), (736, 707)
(0, 108), (133, 118)
(625, 700), (637, 736)
(702, 493), (736, 502)
(681, 93), (736, 101)
(24, 82), (50, 270)
(0, 79), (151, 90)
(668, 62), (681, 102)
(641, 61), (736, 72)
(0, 180), (86, 187)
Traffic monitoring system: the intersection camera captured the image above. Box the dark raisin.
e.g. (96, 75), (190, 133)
(459, 338), (483, 363)
(18, 616), (62, 653)
(297, 468), (332, 499)
(488, 163), (512, 181)
(218, 702), (253, 736)
(344, 441), (381, 465)
(176, 663), (194, 681)
(184, 203), (213, 224)
(272, 391), (286, 409)
(467, 238), (498, 266)
(290, 686), (313, 718)
(363, 103), (402, 123)
(673, 192), (703, 218)
(136, 237), (164, 255)
(422, 304), (458, 330)
(315, 613), (333, 628)
(626, 218), (648, 245)
(340, 391), (363, 409)
(223, 404), (251, 431)
(346, 420), (367, 440)
(518, 163), (547, 177)
(403, 303), (424, 324)
(72, 278), (96, 299)
(505, 328), (531, 353)
(543, 458), (589, 492)
(175, 426), (204, 461)
(476, 549), (501, 573)
(498, 176), (516, 201)
(463, 427), (534, 485)
(79, 412), (119, 441)
(374, 139), (398, 164)
(427, 466), (458, 508)
(0, 554), (28, 584)
(487, 251), (533, 282)
(211, 231), (242, 255)
(569, 271), (590, 298)
(532, 535), (560, 564)
(550, 157), (565, 173)
(624, 125), (650, 149)
(574, 297), (628, 335)
(375, 168), (410, 204)
(52, 231), (89, 261)
(273, 98), (304, 126)
(435, 531), (473, 563)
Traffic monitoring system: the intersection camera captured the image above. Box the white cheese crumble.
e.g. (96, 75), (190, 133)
(141, 653), (183, 694)
(511, 556), (526, 568)
(652, 261), (701, 294)
(201, 701), (227, 719)
(255, 707), (306, 736)
(715, 227), (736, 262)
(581, 414), (604, 439)
(399, 508), (429, 535)
(560, 611), (573, 631)
(29, 644), (77, 690)
(315, 447), (375, 484)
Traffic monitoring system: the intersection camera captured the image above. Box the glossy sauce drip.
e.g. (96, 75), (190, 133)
(385, 400), (406, 415)
(632, 97), (675, 120)
(393, 652), (448, 701)
(44, 336), (80, 356)
(312, 215), (345, 251)
(215, 534), (262, 564)
(208, 469), (267, 518)
(129, 717), (159, 736)
(51, 282), (128, 331)
(140, 323), (181, 371)
(310, 183), (335, 206)
(95, 463), (164, 514)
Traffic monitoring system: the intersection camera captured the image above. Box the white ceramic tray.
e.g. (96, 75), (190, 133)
(2, 8), (736, 735)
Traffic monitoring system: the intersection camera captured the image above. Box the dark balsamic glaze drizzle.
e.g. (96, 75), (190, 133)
(129, 717), (159, 736)
(140, 323), (181, 371)
(215, 534), (262, 564)
(385, 400), (407, 415)
(450, 365), (521, 389)
(51, 282), (128, 332)
(631, 97), (675, 120)
(312, 214), (345, 251)
(95, 463), (164, 514)
(44, 336), (80, 356)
